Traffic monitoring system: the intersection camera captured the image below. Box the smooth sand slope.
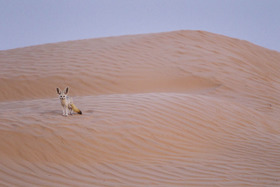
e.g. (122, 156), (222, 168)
(1, 30), (280, 186)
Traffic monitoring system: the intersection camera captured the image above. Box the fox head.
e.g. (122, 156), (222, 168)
(56, 87), (69, 100)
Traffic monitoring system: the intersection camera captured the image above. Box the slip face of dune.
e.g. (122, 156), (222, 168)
(1, 30), (280, 186)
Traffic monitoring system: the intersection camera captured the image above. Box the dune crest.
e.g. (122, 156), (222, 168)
(1, 30), (280, 186)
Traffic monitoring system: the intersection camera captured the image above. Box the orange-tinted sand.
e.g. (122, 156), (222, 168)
(1, 30), (280, 186)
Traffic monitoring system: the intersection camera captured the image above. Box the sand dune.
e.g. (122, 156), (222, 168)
(1, 30), (280, 186)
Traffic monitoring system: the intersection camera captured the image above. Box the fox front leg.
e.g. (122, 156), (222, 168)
(62, 106), (66, 116)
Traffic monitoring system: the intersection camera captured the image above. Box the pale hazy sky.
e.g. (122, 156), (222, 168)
(1, 0), (280, 51)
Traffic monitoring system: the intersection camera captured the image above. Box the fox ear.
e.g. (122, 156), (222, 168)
(64, 87), (69, 94)
(56, 88), (61, 95)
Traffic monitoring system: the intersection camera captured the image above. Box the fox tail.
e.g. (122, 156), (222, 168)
(70, 103), (82, 114)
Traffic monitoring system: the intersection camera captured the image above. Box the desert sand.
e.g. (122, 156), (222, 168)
(1, 30), (280, 186)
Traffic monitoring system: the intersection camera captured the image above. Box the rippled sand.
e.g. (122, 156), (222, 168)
(1, 30), (280, 186)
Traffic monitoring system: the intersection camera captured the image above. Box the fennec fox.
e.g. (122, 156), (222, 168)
(56, 87), (82, 116)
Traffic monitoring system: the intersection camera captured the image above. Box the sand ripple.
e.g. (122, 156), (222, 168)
(1, 30), (280, 186)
